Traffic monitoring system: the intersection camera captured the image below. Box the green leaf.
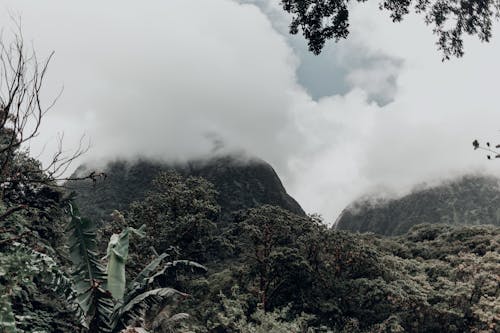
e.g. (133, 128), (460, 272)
(67, 203), (114, 332)
(126, 253), (168, 299)
(148, 260), (207, 285)
(105, 225), (145, 301)
(120, 288), (185, 317)
(68, 203), (106, 296)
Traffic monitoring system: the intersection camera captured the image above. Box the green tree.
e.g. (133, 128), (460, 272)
(127, 171), (221, 264)
(231, 205), (321, 311)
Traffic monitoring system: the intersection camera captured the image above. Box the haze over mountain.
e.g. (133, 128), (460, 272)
(335, 174), (500, 235)
(3, 0), (500, 223)
(68, 155), (304, 224)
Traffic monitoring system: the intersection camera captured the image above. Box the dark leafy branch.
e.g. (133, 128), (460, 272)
(281, 0), (500, 59)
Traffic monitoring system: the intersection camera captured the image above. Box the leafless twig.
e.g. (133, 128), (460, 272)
(0, 23), (89, 188)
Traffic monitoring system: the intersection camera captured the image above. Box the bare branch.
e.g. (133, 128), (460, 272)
(0, 21), (93, 213)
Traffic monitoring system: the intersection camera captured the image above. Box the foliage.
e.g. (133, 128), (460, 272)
(0, 27), (90, 331)
(67, 203), (203, 333)
(0, 246), (42, 332)
(127, 171), (221, 263)
(229, 205), (322, 311)
(3, 148), (500, 333)
(176, 207), (499, 332)
(281, 0), (500, 59)
(472, 139), (500, 160)
(0, 194), (80, 332)
(67, 163), (500, 332)
(0, 236), (76, 332)
(327, 224), (498, 332)
(213, 287), (315, 333)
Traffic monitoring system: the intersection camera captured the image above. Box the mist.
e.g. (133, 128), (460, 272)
(2, 0), (500, 222)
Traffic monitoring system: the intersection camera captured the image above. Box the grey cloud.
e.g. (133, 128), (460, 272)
(1, 0), (499, 223)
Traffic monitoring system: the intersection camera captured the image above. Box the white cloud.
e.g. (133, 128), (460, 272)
(1, 0), (499, 223)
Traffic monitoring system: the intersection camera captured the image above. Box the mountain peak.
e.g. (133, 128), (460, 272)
(68, 155), (304, 223)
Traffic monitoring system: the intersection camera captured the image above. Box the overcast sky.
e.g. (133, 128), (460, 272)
(1, 0), (500, 222)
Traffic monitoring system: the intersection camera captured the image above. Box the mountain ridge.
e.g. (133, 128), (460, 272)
(67, 155), (305, 223)
(335, 174), (500, 235)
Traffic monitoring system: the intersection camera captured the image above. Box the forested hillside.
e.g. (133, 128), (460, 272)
(68, 156), (304, 224)
(70, 168), (500, 333)
(2, 153), (500, 332)
(336, 175), (500, 235)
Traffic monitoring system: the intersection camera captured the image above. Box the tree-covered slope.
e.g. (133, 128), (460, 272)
(175, 207), (500, 333)
(335, 174), (500, 235)
(67, 155), (304, 224)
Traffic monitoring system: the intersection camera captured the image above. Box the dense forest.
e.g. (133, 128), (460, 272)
(2, 152), (499, 332)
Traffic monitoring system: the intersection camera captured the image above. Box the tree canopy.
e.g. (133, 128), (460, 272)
(281, 0), (500, 59)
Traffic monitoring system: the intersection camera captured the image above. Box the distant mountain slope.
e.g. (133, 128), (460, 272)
(335, 175), (500, 236)
(67, 155), (304, 223)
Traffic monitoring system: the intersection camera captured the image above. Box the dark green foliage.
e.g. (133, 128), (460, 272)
(336, 174), (500, 235)
(319, 225), (500, 332)
(176, 208), (500, 332)
(67, 203), (203, 333)
(0, 160), (80, 332)
(229, 206), (321, 311)
(67, 204), (113, 332)
(0, 206), (81, 332)
(127, 171), (222, 263)
(281, 0), (500, 59)
(74, 165), (500, 332)
(5, 147), (500, 333)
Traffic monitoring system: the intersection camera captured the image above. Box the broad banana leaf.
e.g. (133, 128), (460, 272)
(86, 284), (114, 333)
(126, 253), (168, 299)
(67, 203), (114, 332)
(148, 260), (207, 284)
(68, 203), (106, 297)
(105, 225), (145, 301)
(111, 287), (186, 332)
(120, 288), (186, 317)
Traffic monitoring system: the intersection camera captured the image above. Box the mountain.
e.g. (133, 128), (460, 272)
(335, 174), (500, 236)
(67, 155), (304, 223)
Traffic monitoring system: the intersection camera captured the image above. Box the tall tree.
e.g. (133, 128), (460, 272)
(127, 171), (221, 264)
(231, 205), (321, 311)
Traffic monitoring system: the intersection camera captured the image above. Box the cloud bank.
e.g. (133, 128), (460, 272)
(2, 0), (500, 222)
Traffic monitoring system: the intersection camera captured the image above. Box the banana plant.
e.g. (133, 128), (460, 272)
(67, 203), (206, 333)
